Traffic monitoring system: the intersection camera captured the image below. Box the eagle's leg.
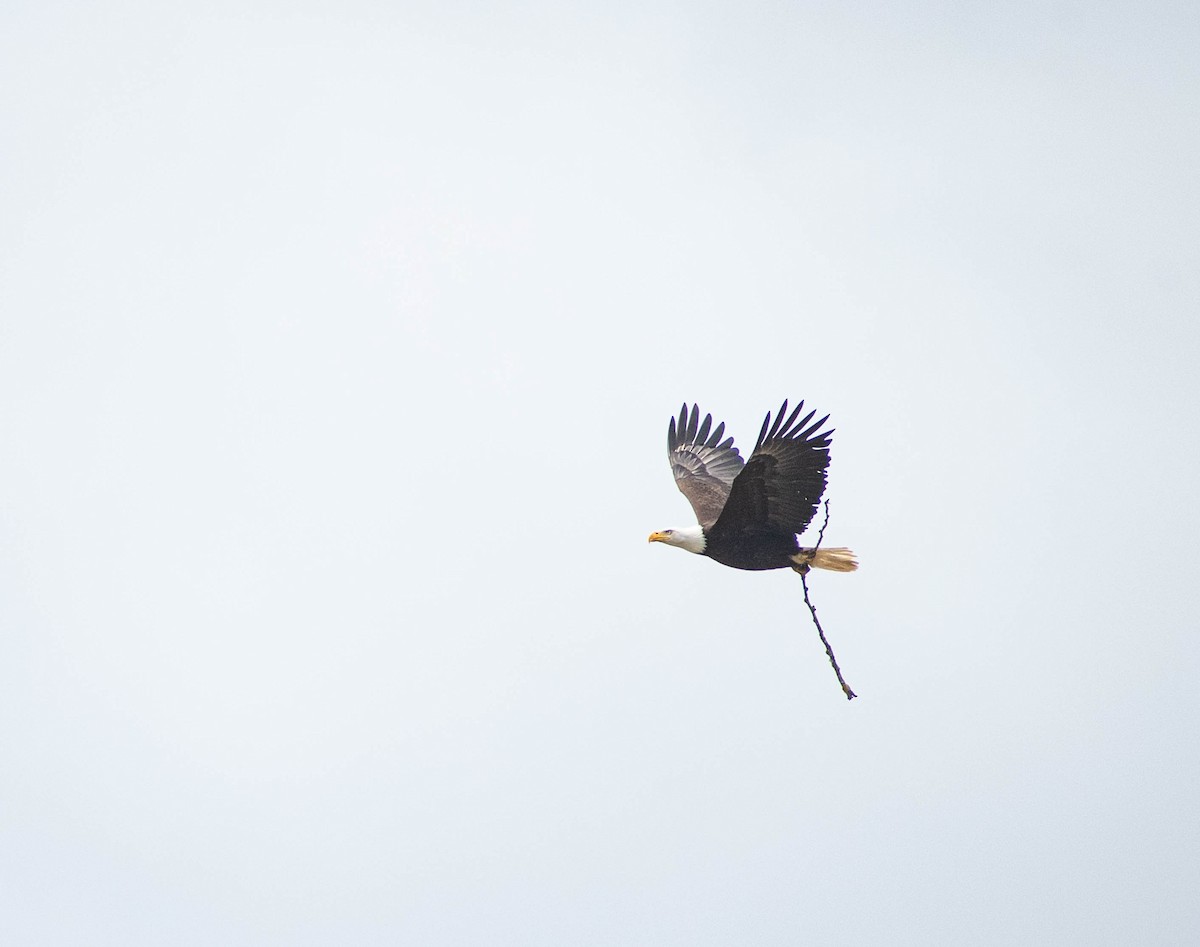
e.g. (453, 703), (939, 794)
(792, 547), (858, 573)
(790, 548), (814, 575)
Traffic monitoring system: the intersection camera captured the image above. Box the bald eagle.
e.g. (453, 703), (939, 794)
(649, 401), (857, 574)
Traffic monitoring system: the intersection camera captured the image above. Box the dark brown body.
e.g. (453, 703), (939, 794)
(702, 525), (801, 571)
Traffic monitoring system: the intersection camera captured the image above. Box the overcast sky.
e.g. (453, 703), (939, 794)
(3, 1), (1199, 944)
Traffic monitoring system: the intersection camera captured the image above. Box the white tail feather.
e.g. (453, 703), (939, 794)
(791, 546), (858, 573)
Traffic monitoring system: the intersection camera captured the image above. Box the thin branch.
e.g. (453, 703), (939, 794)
(812, 498), (831, 552)
(802, 571), (856, 700)
(802, 500), (857, 700)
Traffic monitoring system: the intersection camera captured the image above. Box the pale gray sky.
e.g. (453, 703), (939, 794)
(3, 1), (1198, 944)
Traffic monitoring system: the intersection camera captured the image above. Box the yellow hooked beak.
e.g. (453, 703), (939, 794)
(648, 531), (669, 543)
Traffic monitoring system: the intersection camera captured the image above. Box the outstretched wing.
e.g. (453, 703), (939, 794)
(709, 399), (832, 540)
(667, 403), (744, 525)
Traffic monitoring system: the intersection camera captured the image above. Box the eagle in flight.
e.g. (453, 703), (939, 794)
(649, 400), (857, 575)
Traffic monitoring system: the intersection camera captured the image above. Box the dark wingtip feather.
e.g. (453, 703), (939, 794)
(696, 413), (712, 445)
(755, 411), (770, 449)
(671, 404), (690, 450)
(800, 413), (831, 441)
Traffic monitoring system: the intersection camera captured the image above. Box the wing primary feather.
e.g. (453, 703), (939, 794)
(673, 404), (689, 450)
(766, 399), (789, 441)
(800, 413), (831, 440)
(668, 414), (678, 451)
(686, 404), (698, 443)
(708, 421), (725, 447)
(696, 413), (712, 445)
(755, 411), (772, 450)
(813, 424), (834, 444)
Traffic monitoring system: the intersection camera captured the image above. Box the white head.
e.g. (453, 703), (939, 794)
(647, 525), (707, 555)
